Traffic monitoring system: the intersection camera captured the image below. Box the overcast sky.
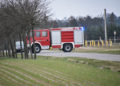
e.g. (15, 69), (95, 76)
(49, 0), (120, 19)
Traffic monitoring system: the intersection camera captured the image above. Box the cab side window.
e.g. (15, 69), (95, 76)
(42, 31), (47, 37)
(36, 31), (40, 37)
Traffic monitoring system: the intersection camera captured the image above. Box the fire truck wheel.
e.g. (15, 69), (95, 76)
(63, 44), (73, 52)
(32, 44), (41, 53)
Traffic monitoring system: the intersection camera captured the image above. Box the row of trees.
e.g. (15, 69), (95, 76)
(0, 0), (50, 59)
(49, 13), (120, 40)
(0, 0), (119, 59)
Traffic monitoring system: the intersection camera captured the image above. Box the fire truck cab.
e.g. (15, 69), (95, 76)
(27, 27), (84, 53)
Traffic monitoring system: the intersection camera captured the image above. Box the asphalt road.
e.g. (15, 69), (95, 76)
(38, 50), (120, 61)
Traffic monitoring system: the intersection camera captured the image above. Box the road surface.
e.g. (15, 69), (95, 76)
(37, 50), (120, 61)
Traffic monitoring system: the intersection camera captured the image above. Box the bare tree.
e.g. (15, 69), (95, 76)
(0, 0), (50, 59)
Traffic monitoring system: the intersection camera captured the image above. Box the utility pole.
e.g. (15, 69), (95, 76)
(114, 30), (116, 43)
(104, 9), (107, 42)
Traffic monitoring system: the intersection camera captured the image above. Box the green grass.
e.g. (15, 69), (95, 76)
(0, 56), (120, 86)
(73, 46), (120, 54)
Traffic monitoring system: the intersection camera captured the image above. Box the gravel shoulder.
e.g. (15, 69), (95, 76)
(38, 50), (120, 61)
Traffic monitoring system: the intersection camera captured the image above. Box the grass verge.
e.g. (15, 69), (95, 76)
(0, 56), (120, 86)
(73, 47), (120, 54)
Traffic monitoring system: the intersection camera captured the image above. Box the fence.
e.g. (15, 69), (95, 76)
(84, 39), (120, 47)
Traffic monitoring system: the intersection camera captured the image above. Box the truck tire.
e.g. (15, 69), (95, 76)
(63, 44), (73, 52)
(32, 44), (41, 53)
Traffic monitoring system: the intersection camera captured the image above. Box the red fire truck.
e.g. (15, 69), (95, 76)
(27, 27), (84, 53)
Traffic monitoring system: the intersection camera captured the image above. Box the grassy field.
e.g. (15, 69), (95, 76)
(73, 45), (120, 54)
(0, 56), (120, 86)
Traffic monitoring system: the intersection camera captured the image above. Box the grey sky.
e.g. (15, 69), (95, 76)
(49, 0), (120, 19)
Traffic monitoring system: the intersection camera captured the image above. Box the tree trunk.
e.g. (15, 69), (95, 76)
(4, 41), (6, 57)
(19, 33), (23, 59)
(28, 31), (33, 59)
(32, 27), (36, 59)
(2, 46), (5, 57)
(10, 39), (15, 58)
(23, 32), (28, 59)
(8, 40), (11, 57)
(14, 39), (17, 58)
(5, 41), (8, 57)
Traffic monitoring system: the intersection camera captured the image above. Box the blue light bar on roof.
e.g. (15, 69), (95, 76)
(81, 27), (85, 31)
